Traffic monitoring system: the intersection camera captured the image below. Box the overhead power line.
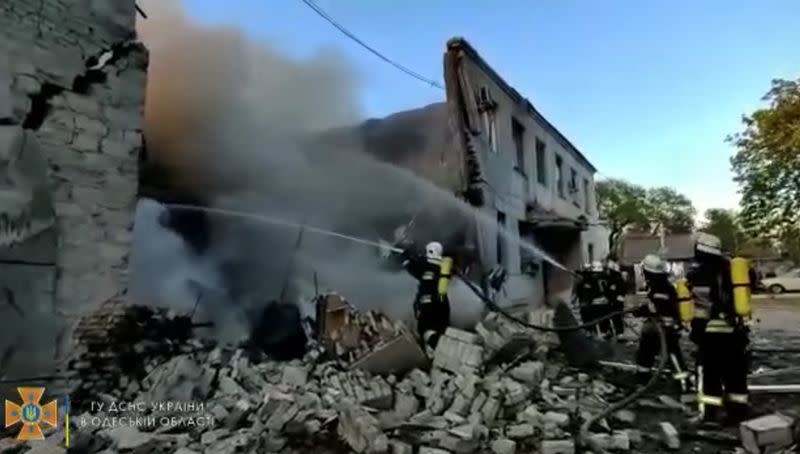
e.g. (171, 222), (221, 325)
(298, 0), (445, 90)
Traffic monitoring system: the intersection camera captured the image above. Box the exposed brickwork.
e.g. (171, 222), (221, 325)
(0, 0), (147, 376)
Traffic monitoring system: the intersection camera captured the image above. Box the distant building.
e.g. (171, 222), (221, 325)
(620, 232), (695, 289)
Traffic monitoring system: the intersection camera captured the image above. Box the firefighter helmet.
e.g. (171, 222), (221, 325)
(695, 232), (722, 257)
(606, 259), (620, 272)
(425, 242), (443, 260)
(642, 254), (667, 274)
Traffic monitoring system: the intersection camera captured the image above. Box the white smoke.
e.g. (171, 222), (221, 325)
(131, 0), (486, 340)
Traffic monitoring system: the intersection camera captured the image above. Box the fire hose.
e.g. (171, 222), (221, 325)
(454, 269), (668, 450)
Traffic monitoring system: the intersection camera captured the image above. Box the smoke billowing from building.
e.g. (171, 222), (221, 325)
(131, 0), (485, 343)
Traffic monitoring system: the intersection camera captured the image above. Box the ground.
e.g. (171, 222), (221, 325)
(609, 294), (800, 453)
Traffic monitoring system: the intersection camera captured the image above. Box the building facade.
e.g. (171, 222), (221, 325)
(0, 0), (147, 378)
(443, 38), (608, 307)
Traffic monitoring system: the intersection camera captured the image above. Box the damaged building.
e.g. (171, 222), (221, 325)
(0, 0), (147, 377)
(331, 38), (609, 307)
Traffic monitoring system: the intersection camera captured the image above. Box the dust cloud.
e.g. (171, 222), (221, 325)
(131, 0), (485, 343)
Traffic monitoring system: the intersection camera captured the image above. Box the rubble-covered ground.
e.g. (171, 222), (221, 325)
(1, 297), (798, 454)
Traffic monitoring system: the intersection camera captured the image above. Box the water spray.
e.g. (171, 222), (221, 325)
(166, 204), (404, 254)
(165, 203), (576, 276)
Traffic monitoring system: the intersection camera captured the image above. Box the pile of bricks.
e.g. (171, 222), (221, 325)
(65, 299), (209, 410)
(13, 301), (796, 454)
(326, 306), (409, 364)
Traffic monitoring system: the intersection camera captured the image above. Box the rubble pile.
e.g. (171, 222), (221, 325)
(327, 307), (407, 363)
(4, 302), (797, 454)
(65, 299), (212, 409)
(50, 302), (665, 454)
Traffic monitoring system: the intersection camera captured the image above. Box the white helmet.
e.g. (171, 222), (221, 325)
(641, 254), (667, 274)
(591, 261), (603, 272)
(425, 241), (443, 260)
(695, 232), (722, 257)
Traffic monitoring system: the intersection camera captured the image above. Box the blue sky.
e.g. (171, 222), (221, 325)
(183, 0), (800, 218)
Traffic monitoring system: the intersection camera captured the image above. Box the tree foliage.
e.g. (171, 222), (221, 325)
(730, 78), (800, 239)
(641, 187), (696, 233)
(596, 179), (696, 253)
(596, 179), (649, 253)
(700, 208), (745, 254)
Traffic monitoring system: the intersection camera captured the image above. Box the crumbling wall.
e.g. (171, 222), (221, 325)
(0, 0), (147, 377)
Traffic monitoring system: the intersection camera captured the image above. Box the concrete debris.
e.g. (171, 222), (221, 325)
(313, 295), (426, 374)
(490, 438), (517, 454)
(338, 402), (389, 453)
(740, 414), (796, 454)
(433, 328), (485, 374)
(4, 302), (780, 454)
(612, 409), (636, 425)
(540, 439), (575, 454)
(659, 422), (681, 450)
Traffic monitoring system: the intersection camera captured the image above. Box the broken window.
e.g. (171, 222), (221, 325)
(583, 178), (591, 214)
(512, 118), (525, 171)
(535, 138), (547, 185)
(478, 87), (498, 153)
(570, 168), (579, 205)
(555, 155), (564, 198)
(482, 111), (497, 152)
(497, 211), (506, 267)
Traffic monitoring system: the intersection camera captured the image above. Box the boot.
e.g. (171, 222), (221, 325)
(723, 403), (750, 426)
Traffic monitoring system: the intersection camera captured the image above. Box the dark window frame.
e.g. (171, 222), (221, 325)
(512, 118), (526, 172)
(583, 178), (591, 214)
(535, 138), (547, 185)
(555, 155), (565, 198)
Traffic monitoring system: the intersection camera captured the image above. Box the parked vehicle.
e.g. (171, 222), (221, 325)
(760, 269), (800, 294)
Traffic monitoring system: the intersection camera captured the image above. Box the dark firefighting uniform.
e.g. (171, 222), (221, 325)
(604, 267), (626, 336)
(636, 272), (688, 388)
(576, 270), (614, 336)
(688, 257), (750, 423)
(402, 253), (452, 350)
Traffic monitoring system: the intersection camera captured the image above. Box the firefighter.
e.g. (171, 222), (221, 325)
(687, 233), (751, 424)
(635, 254), (689, 390)
(604, 257), (626, 338)
(401, 241), (453, 352)
(576, 262), (613, 337)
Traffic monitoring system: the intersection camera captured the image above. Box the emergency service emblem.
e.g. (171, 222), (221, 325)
(4, 387), (58, 440)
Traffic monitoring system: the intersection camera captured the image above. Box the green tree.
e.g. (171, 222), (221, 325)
(595, 178), (650, 254)
(700, 208), (745, 254)
(642, 187), (696, 233)
(730, 78), (800, 239)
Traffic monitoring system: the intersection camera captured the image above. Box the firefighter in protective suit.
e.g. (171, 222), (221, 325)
(603, 257), (626, 337)
(635, 254), (689, 390)
(687, 233), (751, 424)
(576, 262), (614, 337)
(401, 242), (453, 352)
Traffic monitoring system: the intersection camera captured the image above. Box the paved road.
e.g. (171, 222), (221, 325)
(753, 292), (800, 301)
(752, 296), (800, 331)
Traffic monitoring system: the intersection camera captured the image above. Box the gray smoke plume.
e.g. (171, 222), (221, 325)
(131, 0), (486, 342)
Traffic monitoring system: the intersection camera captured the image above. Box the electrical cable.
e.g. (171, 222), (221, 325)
(298, 0), (444, 90)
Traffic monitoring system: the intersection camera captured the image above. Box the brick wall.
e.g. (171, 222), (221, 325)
(0, 0), (147, 377)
